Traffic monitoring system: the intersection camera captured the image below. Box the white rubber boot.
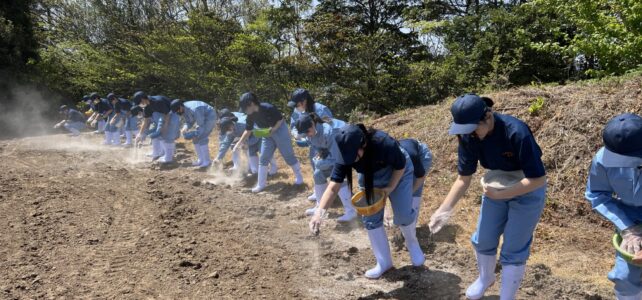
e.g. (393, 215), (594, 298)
(111, 130), (121, 146)
(231, 150), (241, 171)
(160, 142), (175, 163)
(305, 183), (327, 216)
(249, 156), (259, 174)
(291, 162), (304, 185)
(151, 138), (163, 159)
(198, 144), (211, 168)
(307, 193), (317, 202)
(103, 131), (111, 145)
(124, 130), (133, 146)
(252, 165), (268, 193)
(336, 184), (357, 222)
(399, 221), (425, 266)
(615, 291), (642, 300)
(499, 264), (526, 300)
(97, 120), (106, 133)
(192, 145), (202, 166)
(365, 227), (393, 279)
(466, 252), (497, 299)
(269, 157), (278, 175)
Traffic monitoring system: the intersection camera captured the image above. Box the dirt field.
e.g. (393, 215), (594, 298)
(0, 132), (612, 300)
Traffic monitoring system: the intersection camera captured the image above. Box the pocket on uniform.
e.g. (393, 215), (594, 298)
(609, 171), (634, 197)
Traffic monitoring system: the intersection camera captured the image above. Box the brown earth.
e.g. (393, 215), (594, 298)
(0, 132), (608, 300)
(3, 74), (641, 299)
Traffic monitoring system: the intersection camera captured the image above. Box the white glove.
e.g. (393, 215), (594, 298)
(428, 209), (453, 234)
(622, 226), (642, 255)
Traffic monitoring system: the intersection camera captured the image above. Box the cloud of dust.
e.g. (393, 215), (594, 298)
(0, 84), (60, 139)
(204, 150), (248, 186)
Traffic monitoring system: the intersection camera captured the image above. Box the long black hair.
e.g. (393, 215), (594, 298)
(345, 124), (378, 204)
(307, 112), (327, 125)
(304, 93), (316, 113)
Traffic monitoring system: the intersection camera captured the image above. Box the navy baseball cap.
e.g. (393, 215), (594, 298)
(334, 124), (365, 165)
(107, 93), (117, 100)
(59, 105), (68, 112)
(294, 114), (314, 133)
(448, 93), (488, 135)
(219, 108), (234, 118)
(130, 105), (143, 116)
(239, 92), (257, 113)
(288, 88), (311, 108)
(170, 99), (183, 112)
(132, 91), (147, 105)
(89, 92), (100, 100)
(219, 116), (238, 131)
(602, 113), (642, 167)
(82, 95), (89, 101)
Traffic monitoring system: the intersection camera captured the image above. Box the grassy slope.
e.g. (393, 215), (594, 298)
(368, 74), (642, 289)
(242, 73), (641, 291)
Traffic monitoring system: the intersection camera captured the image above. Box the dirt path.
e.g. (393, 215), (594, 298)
(0, 134), (611, 299)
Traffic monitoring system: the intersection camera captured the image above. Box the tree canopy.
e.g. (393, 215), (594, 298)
(2, 0), (641, 118)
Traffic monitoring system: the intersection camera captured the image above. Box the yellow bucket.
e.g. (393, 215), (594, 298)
(351, 189), (387, 216)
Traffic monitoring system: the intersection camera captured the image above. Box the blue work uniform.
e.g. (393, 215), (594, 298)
(143, 95), (171, 135)
(331, 130), (415, 230)
(308, 118), (347, 184)
(64, 109), (86, 132)
(399, 139), (433, 197)
(109, 98), (130, 131)
(217, 112), (260, 160)
(290, 102), (334, 169)
(585, 147), (642, 296)
(162, 112), (181, 142)
(246, 102), (298, 166)
(458, 112), (547, 266)
(182, 100), (217, 146)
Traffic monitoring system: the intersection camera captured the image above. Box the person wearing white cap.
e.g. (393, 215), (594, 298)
(294, 113), (356, 222)
(585, 113), (642, 300)
(428, 93), (547, 300)
(288, 88), (334, 202)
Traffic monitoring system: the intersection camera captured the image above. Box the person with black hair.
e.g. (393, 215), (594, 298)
(294, 113), (356, 222)
(216, 108), (278, 175)
(429, 93), (547, 300)
(86, 93), (113, 144)
(288, 88), (334, 202)
(54, 105), (85, 136)
(308, 124), (425, 279)
(132, 91), (172, 160)
(585, 113), (642, 300)
(170, 99), (217, 168)
(106, 93), (130, 146)
(86, 92), (109, 135)
(233, 92), (304, 193)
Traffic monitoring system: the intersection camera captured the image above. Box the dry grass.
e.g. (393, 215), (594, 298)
(210, 74), (642, 290)
(370, 74), (642, 289)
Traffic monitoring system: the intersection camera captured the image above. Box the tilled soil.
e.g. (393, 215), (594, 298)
(0, 134), (611, 299)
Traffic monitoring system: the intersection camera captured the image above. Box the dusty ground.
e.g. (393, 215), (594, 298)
(0, 132), (611, 300)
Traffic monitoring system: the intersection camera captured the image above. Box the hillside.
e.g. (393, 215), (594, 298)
(367, 73), (642, 289)
(2, 75), (641, 299)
